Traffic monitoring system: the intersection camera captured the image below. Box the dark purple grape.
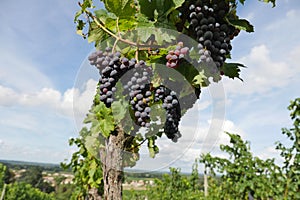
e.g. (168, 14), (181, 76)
(188, 0), (239, 68)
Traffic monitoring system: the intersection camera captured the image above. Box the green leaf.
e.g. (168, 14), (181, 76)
(238, 0), (245, 5)
(103, 0), (136, 18)
(74, 0), (94, 21)
(139, 0), (156, 20)
(85, 135), (100, 158)
(259, 0), (276, 7)
(139, 0), (184, 21)
(94, 9), (117, 23)
(172, 0), (185, 8)
(83, 113), (95, 124)
(79, 127), (90, 138)
(99, 118), (114, 138)
(175, 60), (199, 85)
(88, 22), (109, 45)
(90, 102), (115, 137)
(148, 137), (159, 158)
(193, 70), (207, 88)
(135, 27), (175, 44)
(221, 62), (246, 81)
(76, 20), (86, 36)
(74, 10), (83, 22)
(111, 100), (127, 123)
(105, 17), (137, 32)
(88, 160), (97, 178)
(227, 18), (254, 33)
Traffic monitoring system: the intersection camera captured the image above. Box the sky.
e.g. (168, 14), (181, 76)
(0, 0), (300, 173)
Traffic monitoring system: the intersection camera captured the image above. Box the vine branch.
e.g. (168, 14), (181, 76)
(79, 3), (164, 49)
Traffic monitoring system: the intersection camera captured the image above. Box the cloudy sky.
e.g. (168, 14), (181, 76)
(0, 0), (299, 172)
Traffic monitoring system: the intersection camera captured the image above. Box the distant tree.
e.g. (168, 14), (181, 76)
(0, 164), (14, 188)
(0, 164), (7, 189)
(55, 183), (76, 200)
(38, 181), (55, 194)
(53, 175), (66, 192)
(4, 182), (54, 200)
(124, 163), (203, 200)
(3, 169), (14, 185)
(18, 166), (54, 194)
(18, 166), (43, 188)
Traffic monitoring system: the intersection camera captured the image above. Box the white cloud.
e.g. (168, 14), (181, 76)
(21, 88), (61, 107)
(223, 44), (300, 95)
(73, 79), (98, 121)
(0, 85), (18, 106)
(0, 79), (98, 121)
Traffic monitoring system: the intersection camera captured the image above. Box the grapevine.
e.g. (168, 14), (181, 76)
(72, 0), (277, 198)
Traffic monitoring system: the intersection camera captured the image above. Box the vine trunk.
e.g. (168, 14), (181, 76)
(100, 126), (125, 200)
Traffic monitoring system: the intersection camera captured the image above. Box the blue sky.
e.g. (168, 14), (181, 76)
(0, 0), (300, 172)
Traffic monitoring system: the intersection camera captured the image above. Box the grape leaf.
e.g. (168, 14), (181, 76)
(111, 100), (127, 123)
(85, 135), (100, 158)
(175, 60), (199, 85)
(193, 70), (207, 88)
(259, 0), (276, 7)
(147, 103), (166, 138)
(83, 112), (96, 124)
(139, 0), (184, 21)
(135, 27), (175, 44)
(221, 63), (246, 81)
(79, 127), (90, 138)
(88, 22), (110, 46)
(89, 102), (115, 137)
(148, 136), (159, 158)
(74, 0), (94, 21)
(172, 0), (185, 8)
(94, 9), (117, 23)
(227, 19), (254, 32)
(103, 0), (136, 18)
(105, 18), (137, 32)
(139, 0), (156, 20)
(238, 0), (246, 4)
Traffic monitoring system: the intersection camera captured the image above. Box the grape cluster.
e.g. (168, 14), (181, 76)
(125, 61), (153, 128)
(188, 0), (239, 68)
(166, 42), (190, 68)
(154, 86), (182, 142)
(88, 47), (136, 107)
(89, 48), (182, 141)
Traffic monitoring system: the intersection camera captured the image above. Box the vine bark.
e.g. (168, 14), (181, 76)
(100, 126), (125, 200)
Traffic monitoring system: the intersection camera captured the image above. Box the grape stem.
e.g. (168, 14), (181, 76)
(135, 40), (139, 61)
(80, 3), (163, 49)
(112, 17), (121, 52)
(126, 138), (148, 152)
